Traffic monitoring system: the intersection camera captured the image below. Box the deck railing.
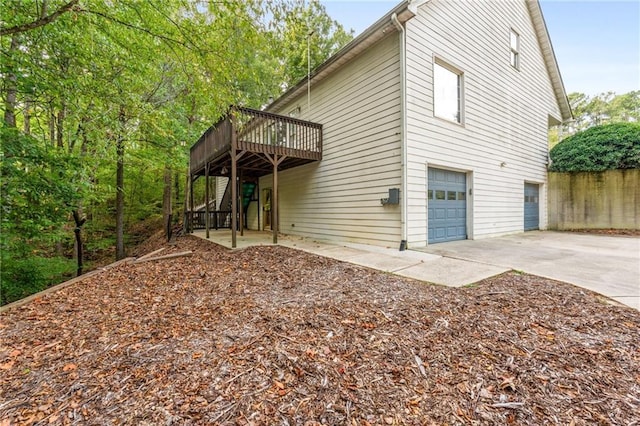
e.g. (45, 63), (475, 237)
(234, 107), (322, 155)
(189, 107), (322, 175)
(190, 116), (232, 176)
(189, 211), (231, 230)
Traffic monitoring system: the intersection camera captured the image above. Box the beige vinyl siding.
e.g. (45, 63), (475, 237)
(405, 0), (561, 245)
(215, 177), (228, 211)
(256, 33), (402, 247)
(246, 198), (259, 230)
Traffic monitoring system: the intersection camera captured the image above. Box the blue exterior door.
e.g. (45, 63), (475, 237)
(428, 168), (467, 243)
(524, 183), (539, 231)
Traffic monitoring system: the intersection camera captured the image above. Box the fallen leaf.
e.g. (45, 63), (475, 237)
(456, 381), (470, 394)
(479, 388), (493, 398)
(0, 360), (15, 370)
(361, 322), (376, 330)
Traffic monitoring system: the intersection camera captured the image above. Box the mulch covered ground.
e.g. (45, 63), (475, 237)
(1, 235), (639, 425)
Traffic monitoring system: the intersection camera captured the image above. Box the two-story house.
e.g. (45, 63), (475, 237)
(191, 0), (571, 249)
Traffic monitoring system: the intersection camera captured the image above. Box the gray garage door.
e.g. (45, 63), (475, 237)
(428, 168), (467, 243)
(524, 183), (539, 231)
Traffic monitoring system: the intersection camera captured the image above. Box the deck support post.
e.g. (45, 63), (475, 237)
(231, 155), (237, 249)
(205, 163), (210, 239)
(189, 175), (194, 233)
(230, 149), (246, 249)
(273, 157), (278, 244)
(239, 168), (244, 237)
(265, 153), (287, 244)
(256, 180), (260, 233)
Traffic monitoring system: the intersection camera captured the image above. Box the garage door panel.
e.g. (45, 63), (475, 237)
(524, 183), (539, 231)
(428, 168), (467, 244)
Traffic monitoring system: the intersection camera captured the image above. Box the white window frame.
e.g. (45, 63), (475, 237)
(510, 29), (520, 70)
(433, 59), (464, 124)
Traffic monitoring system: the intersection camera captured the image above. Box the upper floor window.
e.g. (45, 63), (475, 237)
(433, 61), (462, 123)
(510, 29), (520, 69)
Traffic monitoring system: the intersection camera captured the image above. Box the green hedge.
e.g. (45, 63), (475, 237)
(549, 123), (640, 172)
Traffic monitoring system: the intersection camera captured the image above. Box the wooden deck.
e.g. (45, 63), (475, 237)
(189, 107), (322, 178)
(188, 106), (323, 248)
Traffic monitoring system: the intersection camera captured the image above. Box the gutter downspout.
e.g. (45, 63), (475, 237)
(391, 13), (408, 251)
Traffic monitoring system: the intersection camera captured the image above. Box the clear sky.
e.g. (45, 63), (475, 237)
(320, 0), (640, 96)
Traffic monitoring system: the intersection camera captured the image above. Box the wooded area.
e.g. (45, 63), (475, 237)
(0, 0), (352, 304)
(549, 91), (640, 147)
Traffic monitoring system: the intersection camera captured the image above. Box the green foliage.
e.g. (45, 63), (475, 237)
(0, 254), (75, 305)
(1, 0), (352, 302)
(0, 127), (83, 250)
(269, 0), (354, 89)
(549, 123), (640, 172)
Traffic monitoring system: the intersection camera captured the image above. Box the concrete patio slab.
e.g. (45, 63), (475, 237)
(309, 245), (369, 260)
(334, 252), (422, 273)
(395, 257), (509, 287)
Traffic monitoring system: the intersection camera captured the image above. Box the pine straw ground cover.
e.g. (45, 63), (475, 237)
(1, 236), (639, 425)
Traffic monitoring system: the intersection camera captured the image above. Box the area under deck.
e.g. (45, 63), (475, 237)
(188, 107), (323, 247)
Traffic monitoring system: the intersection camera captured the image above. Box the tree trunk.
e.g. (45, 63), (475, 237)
(72, 210), (86, 276)
(174, 171), (180, 215)
(184, 171), (191, 233)
(56, 107), (65, 149)
(49, 107), (56, 145)
(163, 165), (172, 241)
(3, 36), (19, 127)
(115, 108), (126, 260)
(24, 99), (31, 134)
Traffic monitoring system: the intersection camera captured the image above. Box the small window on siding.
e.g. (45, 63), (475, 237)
(433, 61), (462, 123)
(510, 29), (520, 69)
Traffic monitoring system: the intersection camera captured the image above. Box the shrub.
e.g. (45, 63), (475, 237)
(0, 256), (75, 305)
(549, 123), (640, 172)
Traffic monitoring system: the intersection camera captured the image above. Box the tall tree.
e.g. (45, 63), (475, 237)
(1, 0), (354, 303)
(551, 91), (640, 147)
(268, 0), (354, 90)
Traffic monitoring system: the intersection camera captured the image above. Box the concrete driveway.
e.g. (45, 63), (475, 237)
(418, 231), (640, 310)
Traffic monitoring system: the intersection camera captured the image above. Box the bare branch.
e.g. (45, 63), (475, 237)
(0, 0), (79, 36)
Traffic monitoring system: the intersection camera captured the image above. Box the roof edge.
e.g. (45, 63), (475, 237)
(267, 1), (412, 113)
(526, 0), (573, 122)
